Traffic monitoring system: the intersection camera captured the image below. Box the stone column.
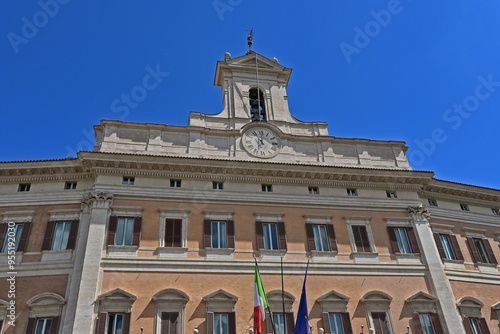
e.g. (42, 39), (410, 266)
(71, 192), (113, 334)
(408, 206), (465, 334)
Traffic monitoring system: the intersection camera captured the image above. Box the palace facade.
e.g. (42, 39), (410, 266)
(1, 51), (499, 334)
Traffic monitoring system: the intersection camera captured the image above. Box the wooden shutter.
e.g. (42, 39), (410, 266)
(277, 222), (287, 251)
(17, 221), (31, 252)
(256, 221), (264, 250)
(372, 312), (389, 334)
(450, 234), (464, 261)
(107, 216), (118, 246)
(227, 220), (235, 248)
(478, 317), (491, 334)
(207, 312), (214, 334)
(322, 312), (332, 334)
(412, 313), (424, 334)
(50, 316), (60, 334)
(228, 312), (236, 334)
(387, 227), (400, 253)
(266, 315), (275, 334)
(407, 227), (420, 253)
(165, 219), (182, 248)
(96, 312), (108, 334)
(122, 313), (131, 334)
(305, 224), (316, 251)
(481, 239), (497, 264)
(327, 224), (338, 252)
(285, 312), (294, 334)
(352, 225), (370, 252)
(42, 221), (56, 250)
(433, 233), (446, 259)
(466, 237), (481, 263)
(132, 217), (142, 246)
(462, 316), (474, 334)
(67, 220), (80, 250)
(341, 313), (353, 334)
(204, 219), (212, 248)
(0, 224), (7, 250)
(430, 313), (444, 334)
(26, 318), (36, 334)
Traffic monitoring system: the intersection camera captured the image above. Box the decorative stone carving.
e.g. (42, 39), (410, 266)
(408, 206), (431, 221)
(82, 191), (113, 210)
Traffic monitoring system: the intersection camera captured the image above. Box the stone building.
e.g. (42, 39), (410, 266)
(0, 51), (499, 334)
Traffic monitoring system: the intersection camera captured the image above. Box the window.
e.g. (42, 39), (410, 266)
(412, 313), (444, 334)
(170, 179), (181, 188)
(268, 313), (294, 334)
(256, 221), (287, 251)
(160, 312), (179, 334)
(262, 184), (273, 192)
(328, 313), (353, 334)
(467, 237), (497, 264)
(212, 221), (226, 248)
(42, 220), (79, 251)
(204, 220), (234, 249)
(35, 318), (52, 334)
(371, 312), (391, 334)
(428, 199), (437, 207)
(387, 227), (420, 254)
(164, 219), (182, 248)
(492, 209), (499, 216)
(0, 222), (31, 253)
(305, 224), (337, 252)
(203, 290), (237, 334)
(308, 187), (319, 194)
(107, 313), (124, 334)
(122, 177), (134, 185)
(386, 191), (397, 198)
(107, 216), (142, 247)
(64, 182), (77, 190)
(433, 233), (464, 261)
(213, 181), (223, 190)
(18, 183), (31, 192)
(346, 188), (357, 196)
(351, 225), (371, 252)
(460, 204), (469, 211)
(463, 317), (490, 334)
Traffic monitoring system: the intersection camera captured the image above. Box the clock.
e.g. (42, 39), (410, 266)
(242, 127), (281, 158)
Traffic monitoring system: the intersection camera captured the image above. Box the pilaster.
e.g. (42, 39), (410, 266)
(407, 206), (465, 334)
(71, 191), (113, 334)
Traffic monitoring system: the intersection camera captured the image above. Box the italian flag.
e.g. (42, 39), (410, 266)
(254, 263), (269, 333)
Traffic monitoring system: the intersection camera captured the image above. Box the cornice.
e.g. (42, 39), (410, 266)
(0, 173), (92, 183)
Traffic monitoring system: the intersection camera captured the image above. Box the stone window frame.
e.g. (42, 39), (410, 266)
(317, 290), (353, 334)
(157, 208), (190, 258)
(152, 288), (189, 334)
(0, 299), (8, 329)
(203, 289), (238, 334)
(0, 210), (35, 258)
(457, 296), (491, 334)
(431, 223), (465, 269)
(255, 213), (287, 260)
(107, 206), (143, 257)
(406, 291), (444, 334)
(266, 290), (295, 334)
(203, 210), (235, 259)
(96, 288), (136, 334)
(41, 209), (81, 262)
(361, 291), (395, 334)
(463, 227), (498, 272)
(25, 292), (66, 333)
(385, 218), (421, 264)
(304, 214), (338, 262)
(344, 216), (378, 263)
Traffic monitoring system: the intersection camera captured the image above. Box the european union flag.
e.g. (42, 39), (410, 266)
(294, 261), (310, 334)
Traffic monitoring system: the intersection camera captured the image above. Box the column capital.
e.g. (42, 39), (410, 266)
(407, 205), (431, 221)
(82, 191), (113, 211)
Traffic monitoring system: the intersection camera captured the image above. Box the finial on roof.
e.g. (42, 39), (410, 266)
(247, 28), (253, 50)
(224, 52), (231, 61)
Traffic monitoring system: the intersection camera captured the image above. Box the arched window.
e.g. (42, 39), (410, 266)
(249, 88), (266, 121)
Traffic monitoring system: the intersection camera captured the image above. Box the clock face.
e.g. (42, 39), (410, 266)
(242, 127), (281, 158)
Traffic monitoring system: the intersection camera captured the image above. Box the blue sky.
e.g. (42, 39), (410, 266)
(1, 1), (500, 189)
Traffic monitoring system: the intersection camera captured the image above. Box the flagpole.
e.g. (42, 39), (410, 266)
(255, 258), (276, 332)
(281, 253), (286, 334)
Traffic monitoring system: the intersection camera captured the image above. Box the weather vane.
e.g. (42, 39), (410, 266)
(247, 28), (254, 50)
